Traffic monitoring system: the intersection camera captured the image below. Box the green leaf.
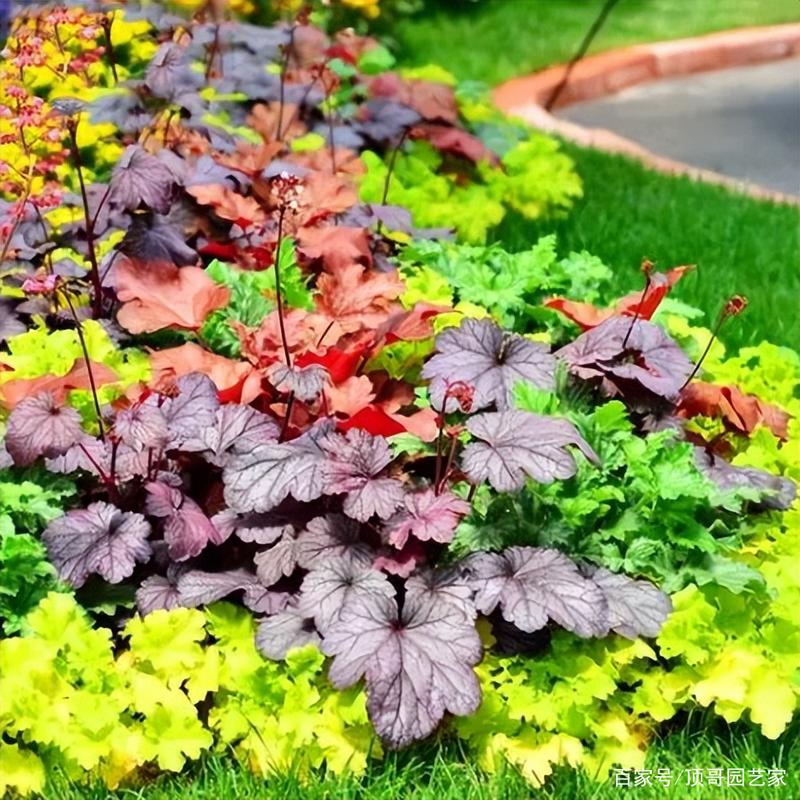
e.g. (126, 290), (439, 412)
(357, 44), (396, 75)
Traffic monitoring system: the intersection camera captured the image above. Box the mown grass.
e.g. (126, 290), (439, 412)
(496, 141), (800, 352)
(393, 0), (800, 86)
(392, 1), (800, 352)
(46, 715), (800, 800)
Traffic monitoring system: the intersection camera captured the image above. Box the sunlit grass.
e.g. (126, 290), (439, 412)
(46, 715), (800, 800)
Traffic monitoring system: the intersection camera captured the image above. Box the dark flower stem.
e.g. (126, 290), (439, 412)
(376, 127), (410, 236)
(438, 433), (460, 493)
(621, 274), (651, 350)
(101, 15), (118, 83)
(67, 123), (103, 318)
(433, 405), (446, 493)
(680, 306), (737, 390)
(273, 206), (292, 367)
(276, 24), (297, 141)
(280, 392), (295, 443)
(78, 442), (110, 483)
(61, 289), (105, 443)
(205, 23), (221, 81)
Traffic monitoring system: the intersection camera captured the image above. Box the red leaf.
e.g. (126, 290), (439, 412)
(297, 225), (372, 273)
(296, 345), (368, 384)
(116, 260), (230, 334)
(325, 376), (375, 417)
(412, 123), (497, 165)
(0, 360), (118, 409)
(198, 241), (240, 260)
(546, 266), (692, 331)
(237, 310), (345, 368)
(316, 262), (403, 334)
(187, 184), (266, 227)
(677, 381), (790, 440)
(149, 343), (263, 404)
(368, 73), (458, 125)
(379, 303), (448, 344)
(338, 405), (407, 437)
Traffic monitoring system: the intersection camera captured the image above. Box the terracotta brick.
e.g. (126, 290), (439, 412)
(722, 38), (791, 65)
(649, 40), (728, 77)
(493, 22), (800, 118)
(602, 53), (658, 94)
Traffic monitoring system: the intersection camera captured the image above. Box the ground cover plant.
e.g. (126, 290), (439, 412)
(0, 2), (798, 797)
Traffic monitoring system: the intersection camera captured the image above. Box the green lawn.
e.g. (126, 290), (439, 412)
(393, 0), (800, 85)
(47, 716), (800, 799)
(392, 0), (800, 352)
(497, 142), (800, 351)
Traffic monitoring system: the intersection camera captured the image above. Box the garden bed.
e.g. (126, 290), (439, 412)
(0, 2), (798, 798)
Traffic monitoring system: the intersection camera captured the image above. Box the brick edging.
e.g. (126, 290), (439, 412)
(492, 23), (800, 205)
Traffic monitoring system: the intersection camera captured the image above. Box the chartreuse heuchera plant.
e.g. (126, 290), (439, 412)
(0, 2), (797, 797)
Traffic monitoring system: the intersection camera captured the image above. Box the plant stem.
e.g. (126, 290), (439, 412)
(279, 392), (295, 443)
(438, 432), (460, 494)
(101, 14), (118, 83)
(78, 442), (110, 483)
(273, 206), (292, 367)
(376, 127), (409, 236)
(276, 24), (296, 141)
(680, 312), (728, 390)
(433, 404), (446, 493)
(61, 289), (105, 442)
(622, 275), (651, 350)
(67, 124), (103, 318)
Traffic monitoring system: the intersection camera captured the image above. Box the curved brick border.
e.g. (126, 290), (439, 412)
(492, 24), (800, 205)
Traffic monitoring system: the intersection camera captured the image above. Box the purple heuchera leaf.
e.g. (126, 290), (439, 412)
(695, 447), (797, 511)
(467, 546), (608, 637)
(111, 145), (175, 215)
(145, 42), (202, 101)
(357, 100), (421, 143)
(298, 559), (395, 632)
(556, 317), (693, 404)
(5, 391), (83, 466)
(322, 429), (405, 521)
(176, 568), (256, 607)
(43, 502), (152, 588)
(154, 372), (220, 446)
(295, 514), (374, 569)
(224, 421), (401, 519)
(322, 591), (482, 749)
(256, 604), (321, 661)
(136, 565), (185, 615)
(46, 436), (152, 482)
(145, 481), (228, 561)
(383, 489), (470, 549)
(405, 567), (476, 622)
(0, 443), (12, 470)
(580, 565), (671, 638)
(211, 509), (292, 545)
(114, 404), (169, 452)
(462, 410), (599, 491)
(422, 318), (556, 412)
(120, 212), (198, 266)
(253, 530), (298, 587)
(372, 540), (426, 578)
(223, 420), (333, 513)
(269, 363), (329, 402)
(182, 404), (279, 467)
(242, 582), (291, 615)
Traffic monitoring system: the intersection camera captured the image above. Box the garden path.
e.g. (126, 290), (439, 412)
(559, 58), (800, 195)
